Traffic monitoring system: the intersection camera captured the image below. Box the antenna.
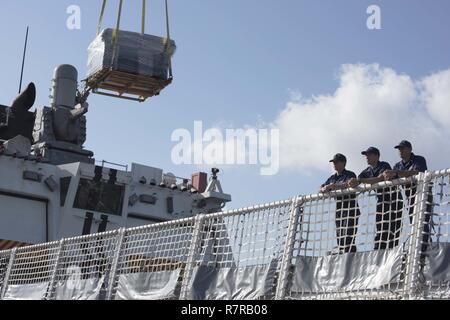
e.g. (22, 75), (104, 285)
(18, 26), (29, 94)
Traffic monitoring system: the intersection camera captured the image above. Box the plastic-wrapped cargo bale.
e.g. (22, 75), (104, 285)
(87, 28), (176, 81)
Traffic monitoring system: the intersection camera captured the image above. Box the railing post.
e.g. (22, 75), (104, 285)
(45, 239), (65, 300)
(1, 248), (17, 300)
(106, 228), (126, 300)
(275, 196), (303, 300)
(404, 172), (430, 299)
(180, 214), (206, 300)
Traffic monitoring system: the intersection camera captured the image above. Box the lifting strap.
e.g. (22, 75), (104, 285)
(165, 0), (173, 79)
(141, 0), (146, 34)
(97, 0), (147, 35)
(97, 0), (107, 35)
(111, 0), (123, 68)
(105, 0), (147, 48)
(96, 0), (172, 77)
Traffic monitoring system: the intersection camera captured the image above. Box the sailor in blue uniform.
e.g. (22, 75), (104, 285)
(383, 140), (433, 253)
(349, 147), (403, 250)
(320, 154), (360, 253)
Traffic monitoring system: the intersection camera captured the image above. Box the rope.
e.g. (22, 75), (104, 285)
(111, 0), (124, 69)
(97, 0), (107, 35)
(141, 0), (146, 35)
(165, 0), (173, 78)
(95, 0), (173, 78)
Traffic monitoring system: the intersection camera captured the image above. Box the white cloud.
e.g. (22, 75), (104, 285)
(184, 63), (449, 176)
(274, 63), (450, 173)
(421, 69), (450, 128)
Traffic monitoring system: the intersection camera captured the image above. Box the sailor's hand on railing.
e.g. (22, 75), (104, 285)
(320, 185), (332, 193)
(348, 178), (360, 188)
(383, 170), (397, 181)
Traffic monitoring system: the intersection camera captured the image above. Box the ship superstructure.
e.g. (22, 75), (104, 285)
(0, 64), (231, 247)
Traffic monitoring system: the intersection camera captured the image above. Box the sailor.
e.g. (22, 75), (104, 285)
(383, 140), (433, 253)
(348, 147), (403, 250)
(320, 153), (361, 253)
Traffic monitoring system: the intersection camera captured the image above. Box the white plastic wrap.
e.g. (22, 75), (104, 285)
(87, 28), (176, 80)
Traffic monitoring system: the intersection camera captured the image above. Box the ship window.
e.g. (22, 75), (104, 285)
(73, 178), (124, 216)
(60, 177), (71, 206)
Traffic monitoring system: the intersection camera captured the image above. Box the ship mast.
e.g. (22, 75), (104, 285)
(18, 26), (29, 94)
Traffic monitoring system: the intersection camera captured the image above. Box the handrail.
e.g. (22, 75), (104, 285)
(0, 168), (448, 300)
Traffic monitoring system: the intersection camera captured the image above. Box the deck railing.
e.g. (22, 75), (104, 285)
(1, 169), (449, 300)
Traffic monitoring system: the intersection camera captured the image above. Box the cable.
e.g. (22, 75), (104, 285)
(165, 0), (173, 79)
(111, 0), (123, 69)
(141, 0), (146, 35)
(97, 0), (107, 35)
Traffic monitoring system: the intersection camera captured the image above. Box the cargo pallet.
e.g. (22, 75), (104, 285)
(85, 68), (173, 102)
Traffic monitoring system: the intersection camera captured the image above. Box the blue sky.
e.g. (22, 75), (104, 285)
(0, 1), (449, 209)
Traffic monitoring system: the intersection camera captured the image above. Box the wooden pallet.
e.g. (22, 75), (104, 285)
(85, 68), (173, 102)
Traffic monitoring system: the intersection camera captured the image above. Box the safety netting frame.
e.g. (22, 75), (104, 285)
(0, 169), (449, 300)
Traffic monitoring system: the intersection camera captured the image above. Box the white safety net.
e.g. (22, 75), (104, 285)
(110, 218), (196, 300)
(48, 231), (119, 300)
(0, 250), (11, 294)
(0, 170), (449, 300)
(2, 242), (60, 300)
(180, 201), (293, 300)
(284, 179), (420, 300)
(419, 170), (450, 299)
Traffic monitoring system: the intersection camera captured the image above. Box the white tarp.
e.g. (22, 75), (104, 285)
(3, 282), (49, 300)
(114, 270), (181, 300)
(423, 242), (450, 283)
(291, 247), (405, 294)
(185, 262), (278, 300)
(53, 277), (105, 300)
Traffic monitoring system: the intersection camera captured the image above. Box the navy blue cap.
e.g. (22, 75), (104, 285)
(395, 140), (412, 149)
(329, 153), (347, 163)
(361, 147), (380, 156)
